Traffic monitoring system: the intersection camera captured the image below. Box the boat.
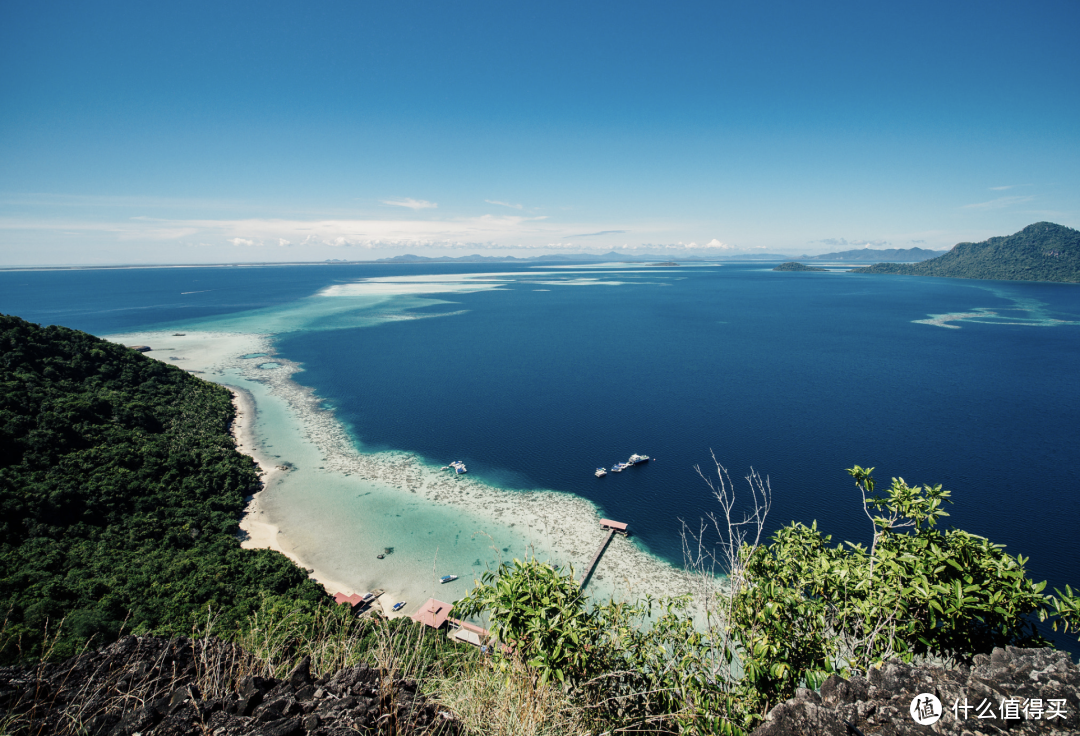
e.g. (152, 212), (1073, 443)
(448, 461), (467, 474)
(392, 601), (406, 612)
(610, 462), (629, 473)
(628, 454), (650, 465)
(595, 467), (607, 477)
(376, 553), (385, 559)
(440, 575), (458, 584)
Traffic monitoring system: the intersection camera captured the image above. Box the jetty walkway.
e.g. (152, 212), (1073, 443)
(579, 519), (628, 588)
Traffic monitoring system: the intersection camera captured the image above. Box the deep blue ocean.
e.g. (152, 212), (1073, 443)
(3, 261), (1078, 650)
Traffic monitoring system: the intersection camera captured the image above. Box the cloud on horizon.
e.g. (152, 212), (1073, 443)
(812, 237), (890, 247)
(380, 197), (437, 210)
(0, 210), (757, 263)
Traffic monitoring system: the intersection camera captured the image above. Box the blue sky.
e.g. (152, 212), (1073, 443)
(1, 0), (1078, 265)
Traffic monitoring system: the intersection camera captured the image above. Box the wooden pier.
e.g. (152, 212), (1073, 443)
(579, 519), (628, 588)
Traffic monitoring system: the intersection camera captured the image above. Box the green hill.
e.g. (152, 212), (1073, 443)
(0, 314), (327, 661)
(773, 261), (826, 272)
(852, 222), (1080, 282)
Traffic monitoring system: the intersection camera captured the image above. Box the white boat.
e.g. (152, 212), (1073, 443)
(440, 574), (458, 584)
(392, 601), (406, 612)
(448, 461), (467, 474)
(610, 462), (628, 473)
(595, 467), (607, 477)
(628, 454), (650, 465)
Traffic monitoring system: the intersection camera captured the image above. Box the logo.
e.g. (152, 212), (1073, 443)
(910, 693), (943, 725)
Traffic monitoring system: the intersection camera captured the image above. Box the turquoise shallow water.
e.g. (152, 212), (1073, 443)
(3, 262), (1079, 649)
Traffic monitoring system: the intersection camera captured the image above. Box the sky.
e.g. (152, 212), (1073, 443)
(1, 0), (1078, 265)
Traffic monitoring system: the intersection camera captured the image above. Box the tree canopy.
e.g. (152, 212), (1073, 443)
(0, 314), (327, 661)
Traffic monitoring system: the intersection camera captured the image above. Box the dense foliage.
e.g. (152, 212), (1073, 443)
(0, 314), (327, 662)
(729, 468), (1054, 708)
(854, 222), (1080, 282)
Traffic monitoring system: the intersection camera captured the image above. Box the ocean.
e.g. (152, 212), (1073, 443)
(3, 261), (1078, 649)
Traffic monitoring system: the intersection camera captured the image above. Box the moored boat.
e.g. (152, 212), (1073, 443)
(610, 462), (628, 473)
(628, 454), (650, 465)
(440, 574), (458, 584)
(392, 601), (406, 612)
(595, 467), (607, 477)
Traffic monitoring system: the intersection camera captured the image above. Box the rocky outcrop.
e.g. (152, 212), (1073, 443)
(0, 635), (460, 735)
(752, 646), (1080, 735)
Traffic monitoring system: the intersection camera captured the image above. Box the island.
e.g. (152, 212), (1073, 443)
(773, 261), (827, 272)
(852, 222), (1080, 283)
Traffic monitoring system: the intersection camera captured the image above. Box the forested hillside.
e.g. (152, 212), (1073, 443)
(854, 222), (1080, 282)
(0, 314), (327, 661)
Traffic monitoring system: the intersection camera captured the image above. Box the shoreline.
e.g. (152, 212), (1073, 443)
(229, 385), (363, 602)
(105, 329), (701, 616)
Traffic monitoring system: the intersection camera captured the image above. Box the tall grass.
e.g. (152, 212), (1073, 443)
(425, 655), (590, 736)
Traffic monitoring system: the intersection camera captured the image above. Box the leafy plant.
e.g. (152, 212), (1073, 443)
(726, 464), (1058, 714)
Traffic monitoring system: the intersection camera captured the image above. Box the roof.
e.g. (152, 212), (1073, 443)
(454, 629), (483, 647)
(412, 598), (452, 629)
(333, 593), (364, 607)
(599, 518), (628, 531)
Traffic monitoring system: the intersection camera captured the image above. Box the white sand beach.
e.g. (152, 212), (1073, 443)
(105, 330), (700, 618)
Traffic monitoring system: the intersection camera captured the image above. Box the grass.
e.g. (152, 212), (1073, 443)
(425, 655), (590, 736)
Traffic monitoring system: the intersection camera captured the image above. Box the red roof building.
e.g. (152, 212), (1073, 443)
(411, 598), (452, 629)
(334, 592), (364, 607)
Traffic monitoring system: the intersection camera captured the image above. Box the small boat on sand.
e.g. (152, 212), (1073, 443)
(440, 574), (458, 584)
(392, 601), (406, 612)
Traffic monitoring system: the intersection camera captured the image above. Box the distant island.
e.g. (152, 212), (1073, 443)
(798, 246), (946, 262)
(773, 261), (826, 272)
(374, 251), (792, 264)
(853, 222), (1080, 283)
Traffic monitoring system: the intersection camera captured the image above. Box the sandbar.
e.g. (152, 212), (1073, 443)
(104, 330), (702, 619)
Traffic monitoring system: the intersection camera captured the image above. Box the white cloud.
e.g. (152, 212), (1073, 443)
(277, 238), (291, 246)
(485, 199), (523, 210)
(228, 237), (259, 246)
(812, 237), (890, 248)
(963, 195), (1034, 210)
(704, 238), (736, 250)
(989, 185), (1014, 191)
(380, 197), (437, 210)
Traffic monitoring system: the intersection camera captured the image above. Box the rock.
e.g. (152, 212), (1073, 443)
(752, 647), (1080, 736)
(288, 656), (313, 690)
(0, 634), (462, 736)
